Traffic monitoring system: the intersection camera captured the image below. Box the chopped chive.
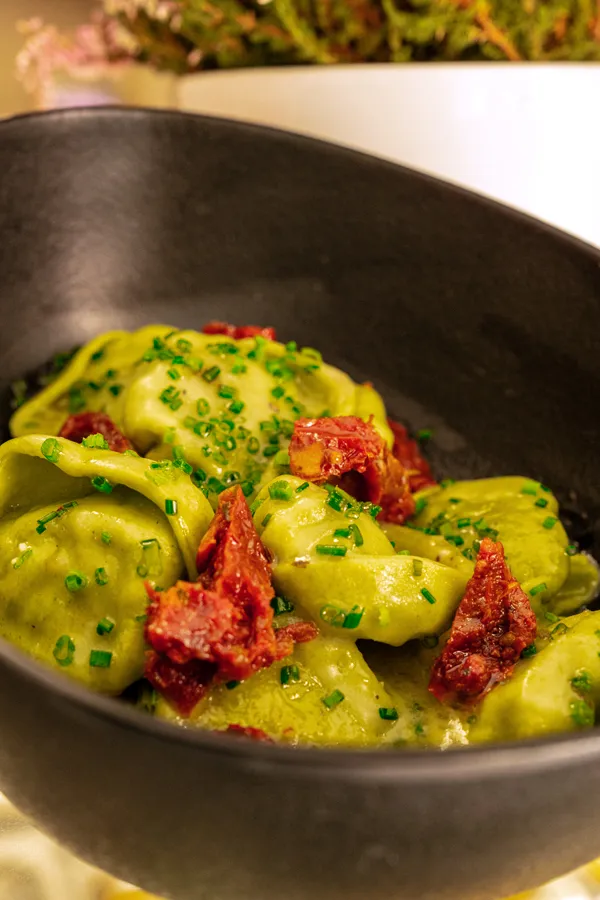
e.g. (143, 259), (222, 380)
(416, 428), (432, 442)
(13, 549), (32, 569)
(322, 689), (345, 710)
(228, 399), (244, 414)
(542, 516), (558, 529)
(271, 595), (294, 615)
(96, 616), (115, 636)
(218, 385), (236, 399)
(176, 338), (192, 353)
(91, 475), (113, 494)
(196, 398), (210, 416)
(84, 433), (111, 450)
(280, 664), (301, 685)
(448, 498), (461, 504)
(241, 482), (253, 497)
(68, 388), (86, 413)
(343, 606), (364, 629)
(262, 513), (273, 527)
(534, 498), (548, 509)
(165, 499), (177, 516)
(529, 582), (547, 597)
(349, 524), (364, 547)
(334, 528), (352, 539)
(414, 497), (428, 515)
(412, 558), (423, 577)
(421, 588), (436, 604)
(552, 622), (569, 637)
(397, 549), (411, 556)
(571, 670), (592, 694)
(89, 649), (112, 669)
(225, 680), (240, 690)
(378, 707), (399, 721)
(263, 445), (279, 458)
(135, 613), (148, 623)
(521, 484), (538, 496)
(565, 543), (578, 556)
(53, 635), (75, 667)
(570, 698), (594, 728)
(202, 366), (220, 383)
(231, 363), (247, 375)
(94, 567), (109, 586)
(101, 531), (112, 545)
(544, 611), (559, 624)
(273, 450), (290, 466)
(520, 643), (537, 659)
(247, 436), (260, 454)
(271, 386), (285, 399)
(268, 481), (294, 502)
(457, 517), (471, 528)
(90, 349), (104, 362)
(65, 571), (87, 592)
(108, 384), (123, 396)
(41, 438), (61, 463)
(316, 544), (347, 557)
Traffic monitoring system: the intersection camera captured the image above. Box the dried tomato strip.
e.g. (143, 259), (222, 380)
(202, 321), (277, 341)
(388, 418), (436, 493)
(288, 415), (415, 524)
(59, 412), (134, 453)
(145, 486), (317, 715)
(429, 538), (537, 704)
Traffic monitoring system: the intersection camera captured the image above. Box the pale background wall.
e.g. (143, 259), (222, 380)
(0, 0), (94, 117)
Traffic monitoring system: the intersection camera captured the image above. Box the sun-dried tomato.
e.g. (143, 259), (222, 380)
(202, 321), (277, 341)
(144, 651), (215, 718)
(145, 486), (317, 715)
(59, 412), (134, 453)
(388, 418), (436, 493)
(429, 538), (537, 704)
(224, 725), (273, 743)
(275, 621), (319, 657)
(288, 415), (415, 524)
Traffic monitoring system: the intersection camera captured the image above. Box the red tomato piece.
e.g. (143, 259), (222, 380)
(275, 621), (319, 658)
(224, 725), (273, 743)
(145, 486), (317, 715)
(202, 321), (277, 341)
(144, 651), (215, 718)
(429, 538), (537, 704)
(388, 418), (437, 493)
(288, 415), (415, 524)
(59, 412), (134, 453)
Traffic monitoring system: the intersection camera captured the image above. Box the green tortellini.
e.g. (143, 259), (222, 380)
(471, 611), (600, 742)
(6, 326), (600, 751)
(11, 326), (392, 508)
(155, 631), (395, 746)
(0, 435), (213, 693)
(384, 477), (571, 611)
(254, 476), (465, 646)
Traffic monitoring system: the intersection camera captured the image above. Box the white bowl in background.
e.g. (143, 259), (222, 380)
(178, 65), (600, 247)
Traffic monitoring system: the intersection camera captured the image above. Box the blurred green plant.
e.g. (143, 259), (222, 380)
(17, 0), (600, 91)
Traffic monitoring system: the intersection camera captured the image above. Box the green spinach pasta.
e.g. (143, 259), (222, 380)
(4, 322), (599, 748)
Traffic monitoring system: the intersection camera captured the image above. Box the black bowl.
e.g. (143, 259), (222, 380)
(0, 108), (599, 900)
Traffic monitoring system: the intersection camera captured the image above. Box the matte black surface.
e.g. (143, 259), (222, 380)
(0, 108), (599, 900)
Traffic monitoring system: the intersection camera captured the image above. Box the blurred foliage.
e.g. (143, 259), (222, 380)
(102, 0), (600, 66)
